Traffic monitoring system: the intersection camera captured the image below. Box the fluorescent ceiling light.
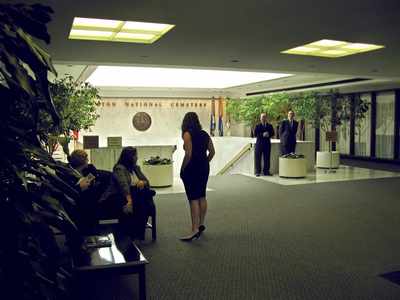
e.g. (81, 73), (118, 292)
(290, 46), (319, 53)
(86, 66), (293, 89)
(70, 29), (113, 37)
(69, 17), (174, 44)
(115, 32), (156, 40)
(321, 50), (348, 55)
(72, 17), (122, 29)
(309, 39), (348, 47)
(282, 39), (384, 58)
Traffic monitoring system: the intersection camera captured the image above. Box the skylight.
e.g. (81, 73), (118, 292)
(69, 17), (175, 44)
(282, 39), (384, 58)
(86, 66), (293, 89)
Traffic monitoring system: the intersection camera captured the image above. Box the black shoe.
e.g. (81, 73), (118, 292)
(198, 225), (206, 236)
(255, 174), (261, 177)
(264, 172), (272, 176)
(180, 231), (200, 242)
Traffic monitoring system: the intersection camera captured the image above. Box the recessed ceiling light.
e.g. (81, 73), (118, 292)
(86, 66), (293, 89)
(281, 39), (384, 58)
(69, 17), (175, 44)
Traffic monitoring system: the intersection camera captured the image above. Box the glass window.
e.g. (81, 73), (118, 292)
(376, 92), (395, 159)
(354, 93), (371, 156)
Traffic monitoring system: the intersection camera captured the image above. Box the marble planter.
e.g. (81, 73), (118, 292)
(142, 164), (173, 187)
(316, 151), (340, 169)
(279, 157), (307, 178)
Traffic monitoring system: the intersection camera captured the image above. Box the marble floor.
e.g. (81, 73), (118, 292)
(238, 165), (400, 186)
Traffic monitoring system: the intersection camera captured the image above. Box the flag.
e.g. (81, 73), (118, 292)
(218, 97), (224, 136)
(210, 98), (216, 136)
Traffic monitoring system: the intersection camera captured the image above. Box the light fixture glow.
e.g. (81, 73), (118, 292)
(342, 43), (383, 51)
(86, 66), (293, 89)
(70, 29), (114, 38)
(115, 32), (156, 40)
(282, 39), (384, 58)
(72, 17), (123, 29)
(122, 21), (172, 32)
(309, 39), (348, 47)
(69, 17), (175, 43)
(290, 46), (320, 52)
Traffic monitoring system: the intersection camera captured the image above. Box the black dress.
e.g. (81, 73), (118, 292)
(181, 130), (210, 201)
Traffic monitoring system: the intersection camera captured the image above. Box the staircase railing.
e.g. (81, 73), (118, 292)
(217, 143), (252, 175)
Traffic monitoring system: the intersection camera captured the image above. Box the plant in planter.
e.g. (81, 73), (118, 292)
(143, 156), (173, 165)
(226, 93), (291, 136)
(0, 4), (84, 299)
(38, 75), (100, 156)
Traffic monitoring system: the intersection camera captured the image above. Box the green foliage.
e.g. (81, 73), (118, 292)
(39, 75), (100, 154)
(143, 156), (173, 165)
(226, 93), (291, 129)
(227, 89), (370, 134)
(1, 4), (82, 299)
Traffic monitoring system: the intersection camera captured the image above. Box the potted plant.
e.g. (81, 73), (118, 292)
(142, 156), (173, 187)
(38, 75), (100, 157)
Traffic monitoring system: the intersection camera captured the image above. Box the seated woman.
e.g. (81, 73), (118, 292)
(100, 146), (155, 240)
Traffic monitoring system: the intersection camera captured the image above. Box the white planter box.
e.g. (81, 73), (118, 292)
(279, 157), (307, 178)
(316, 151), (340, 169)
(142, 164), (173, 187)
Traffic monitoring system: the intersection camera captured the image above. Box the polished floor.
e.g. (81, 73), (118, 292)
(239, 165), (400, 186)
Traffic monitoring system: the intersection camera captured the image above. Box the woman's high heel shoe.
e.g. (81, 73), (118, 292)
(180, 231), (200, 242)
(198, 225), (206, 237)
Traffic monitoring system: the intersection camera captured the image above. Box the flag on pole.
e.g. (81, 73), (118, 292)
(210, 98), (216, 136)
(218, 97), (224, 136)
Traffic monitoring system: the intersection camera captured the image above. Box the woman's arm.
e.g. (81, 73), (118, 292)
(114, 165), (133, 205)
(207, 136), (215, 162)
(181, 131), (192, 172)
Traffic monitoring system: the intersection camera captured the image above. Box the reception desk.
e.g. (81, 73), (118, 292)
(89, 145), (176, 185)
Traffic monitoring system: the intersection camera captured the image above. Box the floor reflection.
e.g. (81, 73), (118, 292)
(240, 165), (400, 186)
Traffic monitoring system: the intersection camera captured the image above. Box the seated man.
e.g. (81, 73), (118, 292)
(61, 149), (112, 233)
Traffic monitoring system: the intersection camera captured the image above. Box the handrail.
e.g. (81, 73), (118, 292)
(217, 143), (252, 175)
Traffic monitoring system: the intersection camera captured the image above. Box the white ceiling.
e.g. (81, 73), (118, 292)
(34, 0), (400, 97)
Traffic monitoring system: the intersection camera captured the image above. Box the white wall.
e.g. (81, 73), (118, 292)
(80, 97), (212, 147)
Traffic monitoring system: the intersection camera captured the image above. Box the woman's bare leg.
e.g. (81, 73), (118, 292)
(199, 197), (207, 227)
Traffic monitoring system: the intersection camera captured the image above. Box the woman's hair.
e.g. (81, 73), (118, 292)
(117, 146), (137, 171)
(181, 112), (202, 135)
(68, 149), (88, 169)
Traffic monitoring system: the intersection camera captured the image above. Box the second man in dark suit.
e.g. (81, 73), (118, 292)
(254, 113), (275, 176)
(279, 110), (298, 155)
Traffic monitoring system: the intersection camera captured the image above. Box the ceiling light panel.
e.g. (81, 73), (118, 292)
(282, 39), (384, 58)
(86, 66), (293, 89)
(69, 17), (175, 44)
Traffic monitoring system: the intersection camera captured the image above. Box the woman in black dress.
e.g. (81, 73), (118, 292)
(180, 112), (215, 241)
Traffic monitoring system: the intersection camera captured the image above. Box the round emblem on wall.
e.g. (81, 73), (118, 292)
(132, 112), (152, 131)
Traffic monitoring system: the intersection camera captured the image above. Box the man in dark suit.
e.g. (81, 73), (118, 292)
(254, 112), (275, 176)
(279, 110), (298, 155)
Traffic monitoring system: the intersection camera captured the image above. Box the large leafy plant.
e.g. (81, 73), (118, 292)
(39, 75), (100, 155)
(1, 4), (83, 299)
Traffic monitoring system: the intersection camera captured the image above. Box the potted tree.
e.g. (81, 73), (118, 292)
(38, 75), (100, 158)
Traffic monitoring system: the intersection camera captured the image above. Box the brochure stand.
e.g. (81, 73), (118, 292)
(325, 131), (337, 174)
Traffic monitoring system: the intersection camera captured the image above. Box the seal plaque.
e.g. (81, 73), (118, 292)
(132, 112), (152, 131)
